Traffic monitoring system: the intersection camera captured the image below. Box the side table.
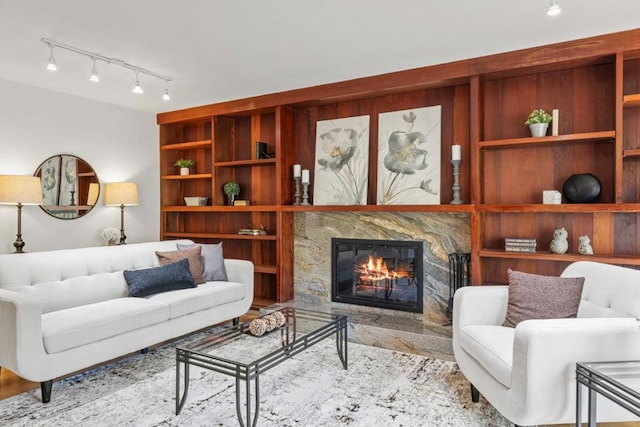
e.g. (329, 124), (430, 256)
(576, 361), (640, 427)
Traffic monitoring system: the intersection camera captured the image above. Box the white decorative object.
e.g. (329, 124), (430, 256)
(452, 144), (461, 160)
(263, 314), (277, 331)
(377, 106), (441, 205)
(184, 197), (208, 206)
(100, 227), (120, 246)
(552, 109), (559, 136)
(293, 164), (301, 177)
(529, 123), (549, 137)
(180, 167), (189, 176)
(578, 235), (594, 255)
(550, 227), (569, 254)
(542, 190), (562, 204)
(313, 115), (370, 205)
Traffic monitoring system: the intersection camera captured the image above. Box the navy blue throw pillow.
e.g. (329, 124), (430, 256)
(124, 258), (196, 297)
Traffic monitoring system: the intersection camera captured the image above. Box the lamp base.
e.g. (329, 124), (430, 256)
(13, 234), (25, 253)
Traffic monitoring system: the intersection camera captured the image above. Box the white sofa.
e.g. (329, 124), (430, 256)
(0, 240), (253, 402)
(453, 261), (640, 426)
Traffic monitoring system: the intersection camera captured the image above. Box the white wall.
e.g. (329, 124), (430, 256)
(0, 78), (159, 253)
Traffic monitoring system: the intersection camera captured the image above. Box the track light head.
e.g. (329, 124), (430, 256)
(132, 71), (143, 94)
(89, 58), (100, 82)
(46, 45), (57, 71)
(547, 0), (561, 16)
(162, 81), (171, 101)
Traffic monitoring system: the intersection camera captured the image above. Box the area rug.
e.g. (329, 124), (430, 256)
(0, 331), (510, 426)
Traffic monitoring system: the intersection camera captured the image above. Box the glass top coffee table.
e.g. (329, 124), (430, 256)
(176, 307), (348, 427)
(576, 361), (640, 427)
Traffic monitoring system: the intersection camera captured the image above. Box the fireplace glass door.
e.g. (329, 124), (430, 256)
(331, 238), (423, 313)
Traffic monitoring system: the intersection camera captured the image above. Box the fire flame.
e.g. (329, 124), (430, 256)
(355, 255), (409, 283)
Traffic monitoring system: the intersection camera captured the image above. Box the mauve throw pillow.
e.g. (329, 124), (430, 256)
(177, 242), (228, 282)
(502, 269), (585, 328)
(124, 258), (196, 297)
(155, 246), (205, 284)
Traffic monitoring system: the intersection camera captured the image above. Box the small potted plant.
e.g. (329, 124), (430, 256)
(174, 159), (194, 176)
(223, 181), (240, 206)
(524, 109), (552, 137)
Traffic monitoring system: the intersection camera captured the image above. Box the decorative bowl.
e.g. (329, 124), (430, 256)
(184, 197), (208, 206)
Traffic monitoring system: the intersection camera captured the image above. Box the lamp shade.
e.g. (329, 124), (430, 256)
(87, 182), (100, 205)
(0, 175), (43, 205)
(104, 182), (138, 206)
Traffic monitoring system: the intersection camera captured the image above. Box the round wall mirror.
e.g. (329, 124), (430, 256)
(34, 154), (100, 220)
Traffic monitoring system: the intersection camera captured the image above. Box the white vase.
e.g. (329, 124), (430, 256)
(529, 123), (549, 137)
(180, 167), (189, 176)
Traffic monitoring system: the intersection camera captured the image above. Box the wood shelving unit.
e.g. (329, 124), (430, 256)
(158, 28), (640, 298)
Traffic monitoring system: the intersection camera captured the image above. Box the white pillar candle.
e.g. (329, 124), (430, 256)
(301, 169), (310, 184)
(293, 164), (301, 177)
(452, 145), (461, 160)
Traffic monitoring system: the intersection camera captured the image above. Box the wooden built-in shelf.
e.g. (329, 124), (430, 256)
(161, 173), (213, 180)
(479, 249), (640, 266)
(623, 94), (640, 107)
(479, 131), (615, 149)
(163, 232), (276, 241)
(160, 140), (211, 150)
(214, 159), (276, 167)
(162, 205), (278, 212)
(477, 203), (640, 213)
(623, 149), (640, 158)
(254, 264), (277, 274)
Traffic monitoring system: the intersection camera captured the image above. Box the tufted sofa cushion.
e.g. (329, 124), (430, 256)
(0, 240), (193, 313)
(562, 261), (640, 318)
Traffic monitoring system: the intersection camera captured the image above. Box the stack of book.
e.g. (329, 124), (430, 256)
(504, 238), (536, 253)
(238, 228), (267, 236)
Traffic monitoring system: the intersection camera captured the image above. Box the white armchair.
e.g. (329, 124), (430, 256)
(453, 261), (640, 426)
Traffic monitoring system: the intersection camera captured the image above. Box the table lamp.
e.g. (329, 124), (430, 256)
(104, 182), (138, 244)
(87, 182), (100, 206)
(0, 175), (43, 253)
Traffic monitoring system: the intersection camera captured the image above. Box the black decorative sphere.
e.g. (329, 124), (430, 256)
(562, 173), (601, 203)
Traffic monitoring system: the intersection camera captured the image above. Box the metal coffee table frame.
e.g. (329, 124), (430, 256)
(176, 307), (348, 427)
(576, 361), (640, 427)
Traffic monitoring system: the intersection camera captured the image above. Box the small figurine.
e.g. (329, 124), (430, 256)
(550, 227), (569, 254)
(578, 235), (594, 255)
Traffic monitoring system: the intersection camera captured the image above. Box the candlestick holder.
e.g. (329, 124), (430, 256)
(70, 190), (76, 206)
(450, 159), (462, 204)
(302, 182), (311, 205)
(293, 177), (301, 205)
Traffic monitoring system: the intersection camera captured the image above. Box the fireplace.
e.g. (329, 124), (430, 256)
(331, 238), (423, 313)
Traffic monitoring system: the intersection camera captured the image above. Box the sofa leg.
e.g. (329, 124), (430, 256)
(232, 317), (239, 326)
(470, 383), (480, 403)
(140, 347), (149, 354)
(41, 380), (52, 403)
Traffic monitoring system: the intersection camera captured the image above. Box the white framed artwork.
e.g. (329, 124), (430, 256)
(313, 115), (370, 205)
(377, 106), (441, 205)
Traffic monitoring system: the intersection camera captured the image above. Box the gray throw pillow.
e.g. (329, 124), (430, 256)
(502, 269), (585, 328)
(124, 258), (196, 297)
(177, 242), (228, 282)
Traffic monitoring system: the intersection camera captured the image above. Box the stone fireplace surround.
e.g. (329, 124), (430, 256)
(274, 211), (471, 361)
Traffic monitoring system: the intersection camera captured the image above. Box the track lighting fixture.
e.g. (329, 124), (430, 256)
(41, 38), (172, 100)
(46, 43), (57, 71)
(132, 71), (144, 94)
(547, 0), (561, 16)
(89, 58), (100, 82)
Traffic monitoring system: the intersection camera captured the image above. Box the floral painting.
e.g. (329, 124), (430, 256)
(313, 115), (370, 205)
(377, 106), (441, 205)
(39, 156), (60, 206)
(58, 155), (77, 206)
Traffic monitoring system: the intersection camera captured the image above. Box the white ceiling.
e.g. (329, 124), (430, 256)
(1, 1), (639, 115)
